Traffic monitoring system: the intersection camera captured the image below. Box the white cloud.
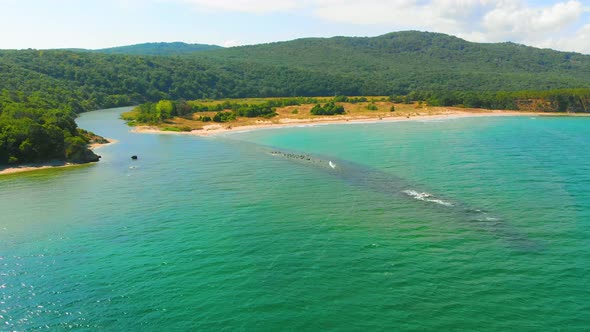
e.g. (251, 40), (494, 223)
(481, 1), (583, 42)
(310, 0), (590, 53)
(309, 0), (497, 40)
(539, 23), (590, 53)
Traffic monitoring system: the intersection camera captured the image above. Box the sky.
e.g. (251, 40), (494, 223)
(1, 0), (589, 53)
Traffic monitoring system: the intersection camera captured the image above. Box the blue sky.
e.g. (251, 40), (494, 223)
(1, 0), (589, 53)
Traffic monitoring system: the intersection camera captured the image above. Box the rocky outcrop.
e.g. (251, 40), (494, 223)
(69, 148), (101, 164)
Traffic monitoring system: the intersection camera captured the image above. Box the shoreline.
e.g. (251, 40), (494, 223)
(89, 138), (118, 150)
(0, 139), (117, 176)
(131, 110), (589, 137)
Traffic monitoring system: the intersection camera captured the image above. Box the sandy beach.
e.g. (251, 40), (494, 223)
(131, 109), (581, 137)
(0, 139), (117, 176)
(89, 138), (118, 150)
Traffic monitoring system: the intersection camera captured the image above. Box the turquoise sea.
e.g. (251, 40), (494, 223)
(1, 108), (589, 330)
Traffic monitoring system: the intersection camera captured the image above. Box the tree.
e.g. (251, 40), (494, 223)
(155, 100), (175, 121)
(310, 102), (344, 115)
(310, 104), (324, 115)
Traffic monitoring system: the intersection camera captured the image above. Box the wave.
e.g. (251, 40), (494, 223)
(402, 190), (454, 207)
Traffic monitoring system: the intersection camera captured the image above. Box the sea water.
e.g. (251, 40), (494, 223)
(0, 108), (589, 330)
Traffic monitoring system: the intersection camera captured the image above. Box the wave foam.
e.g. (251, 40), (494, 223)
(402, 190), (453, 207)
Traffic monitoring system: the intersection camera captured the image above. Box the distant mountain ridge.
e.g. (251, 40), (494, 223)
(97, 42), (223, 55)
(3, 31), (590, 98)
(64, 42), (223, 56)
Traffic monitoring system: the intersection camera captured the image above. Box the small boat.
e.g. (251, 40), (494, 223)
(329, 161), (336, 169)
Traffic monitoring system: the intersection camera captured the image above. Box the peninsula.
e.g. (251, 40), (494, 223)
(123, 96), (590, 137)
(0, 138), (114, 175)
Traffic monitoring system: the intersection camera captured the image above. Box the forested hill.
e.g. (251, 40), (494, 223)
(94, 42), (223, 56)
(192, 31), (590, 92)
(3, 31), (590, 104)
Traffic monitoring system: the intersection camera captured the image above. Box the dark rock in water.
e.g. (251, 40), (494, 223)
(131, 155), (138, 160)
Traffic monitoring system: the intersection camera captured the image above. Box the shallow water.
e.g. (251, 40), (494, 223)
(1, 109), (589, 330)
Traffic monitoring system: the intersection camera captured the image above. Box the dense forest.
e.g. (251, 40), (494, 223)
(2, 31), (590, 166)
(0, 94), (101, 165)
(192, 31), (590, 93)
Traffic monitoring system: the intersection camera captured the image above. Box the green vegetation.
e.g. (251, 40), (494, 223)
(310, 101), (345, 115)
(130, 100), (182, 123)
(127, 97), (322, 124)
(334, 95), (370, 103)
(0, 100), (99, 165)
(186, 98), (320, 114)
(212, 112), (236, 123)
(2, 31), (590, 165)
(161, 126), (192, 132)
(404, 89), (590, 112)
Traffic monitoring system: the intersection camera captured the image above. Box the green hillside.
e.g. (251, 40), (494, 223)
(193, 31), (590, 93)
